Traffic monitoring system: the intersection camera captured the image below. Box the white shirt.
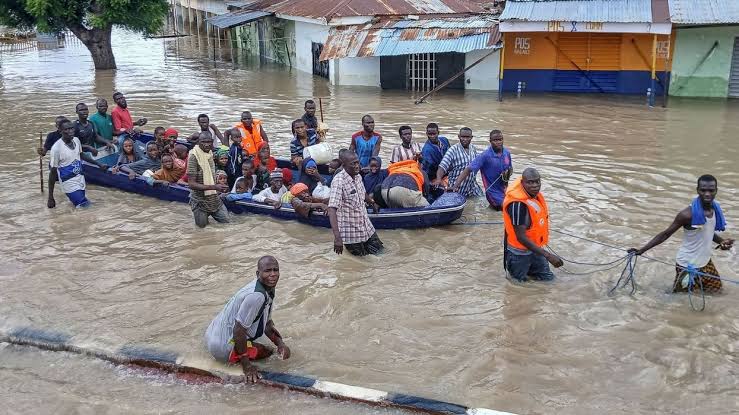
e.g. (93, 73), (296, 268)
(253, 185), (287, 203)
(49, 137), (85, 194)
(209, 126), (222, 147)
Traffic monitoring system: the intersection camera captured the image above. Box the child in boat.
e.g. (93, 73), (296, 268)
(115, 137), (141, 167)
(153, 127), (167, 153)
(254, 163), (271, 192)
(214, 146), (234, 185)
(162, 128), (178, 155)
(238, 159), (257, 192)
(253, 170), (287, 209)
(225, 176), (253, 202)
(146, 154), (183, 186)
(216, 170), (228, 187)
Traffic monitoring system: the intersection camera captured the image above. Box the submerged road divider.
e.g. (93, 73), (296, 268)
(0, 326), (516, 415)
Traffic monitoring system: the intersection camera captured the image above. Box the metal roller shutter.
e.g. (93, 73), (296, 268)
(553, 33), (620, 93)
(728, 37), (739, 98)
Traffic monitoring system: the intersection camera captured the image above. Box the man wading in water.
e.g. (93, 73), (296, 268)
(328, 151), (383, 256)
(47, 120), (109, 208)
(630, 175), (733, 293)
(205, 256), (291, 383)
(187, 131), (230, 228)
(502, 168), (563, 281)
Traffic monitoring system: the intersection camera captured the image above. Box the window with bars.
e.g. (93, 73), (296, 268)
(407, 53), (437, 91)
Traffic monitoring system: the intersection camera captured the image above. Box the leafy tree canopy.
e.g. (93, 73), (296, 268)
(0, 0), (169, 34)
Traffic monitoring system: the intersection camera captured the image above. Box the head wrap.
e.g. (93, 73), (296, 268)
(215, 146), (229, 158)
(290, 182), (309, 196)
(216, 169), (227, 179)
(164, 128), (178, 138)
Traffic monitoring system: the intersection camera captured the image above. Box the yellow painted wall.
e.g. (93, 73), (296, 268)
(503, 32), (674, 72)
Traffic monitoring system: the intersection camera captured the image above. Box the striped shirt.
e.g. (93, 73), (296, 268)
(390, 142), (422, 163)
(439, 143), (482, 197)
(328, 169), (375, 244)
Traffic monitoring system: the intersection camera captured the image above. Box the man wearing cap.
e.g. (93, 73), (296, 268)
(253, 170), (288, 209)
(205, 255), (291, 383)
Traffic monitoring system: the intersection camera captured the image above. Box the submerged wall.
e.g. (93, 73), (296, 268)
(670, 26), (739, 98)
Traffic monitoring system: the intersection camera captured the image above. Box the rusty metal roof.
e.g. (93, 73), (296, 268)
(245, 0), (491, 20)
(669, 0), (739, 24)
(320, 16), (501, 60)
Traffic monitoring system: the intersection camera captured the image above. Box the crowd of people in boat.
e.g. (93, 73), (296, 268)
(37, 92), (515, 228)
(35, 92), (735, 381)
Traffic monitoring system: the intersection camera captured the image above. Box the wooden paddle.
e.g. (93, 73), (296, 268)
(318, 97), (324, 123)
(38, 132), (44, 193)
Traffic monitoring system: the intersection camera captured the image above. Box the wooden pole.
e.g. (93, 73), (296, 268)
(650, 34), (657, 107)
(38, 132), (44, 193)
(415, 47), (499, 104)
(318, 97), (324, 122)
(498, 39), (506, 102)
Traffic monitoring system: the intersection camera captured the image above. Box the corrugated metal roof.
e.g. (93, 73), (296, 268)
(207, 10), (272, 29)
(500, 0), (655, 23)
(320, 17), (501, 60)
(669, 0), (739, 24)
(244, 0), (490, 20)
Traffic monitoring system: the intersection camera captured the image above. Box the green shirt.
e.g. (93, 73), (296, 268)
(89, 112), (114, 141)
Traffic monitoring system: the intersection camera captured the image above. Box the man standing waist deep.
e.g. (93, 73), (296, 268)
(328, 151), (383, 256)
(629, 175), (733, 293)
(502, 168), (563, 282)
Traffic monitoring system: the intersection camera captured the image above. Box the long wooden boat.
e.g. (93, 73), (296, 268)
(81, 136), (466, 229)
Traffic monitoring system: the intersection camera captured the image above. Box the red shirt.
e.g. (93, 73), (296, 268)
(111, 106), (133, 133)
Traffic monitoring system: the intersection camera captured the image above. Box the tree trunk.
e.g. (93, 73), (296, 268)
(69, 24), (117, 70)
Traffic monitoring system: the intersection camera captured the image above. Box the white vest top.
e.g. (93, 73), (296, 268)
(676, 214), (715, 268)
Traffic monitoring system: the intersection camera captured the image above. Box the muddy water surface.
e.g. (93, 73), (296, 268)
(1, 31), (738, 414)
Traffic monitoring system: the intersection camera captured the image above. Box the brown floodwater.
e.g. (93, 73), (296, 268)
(1, 30), (738, 414)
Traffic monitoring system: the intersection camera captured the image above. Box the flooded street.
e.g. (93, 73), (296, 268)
(1, 30), (738, 414)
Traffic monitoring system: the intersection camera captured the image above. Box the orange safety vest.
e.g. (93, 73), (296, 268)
(502, 177), (549, 250)
(387, 159), (424, 191)
(234, 119), (264, 156)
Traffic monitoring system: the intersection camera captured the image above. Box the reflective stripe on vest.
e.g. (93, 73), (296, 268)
(235, 120), (264, 156)
(502, 177), (550, 250)
(387, 159), (424, 191)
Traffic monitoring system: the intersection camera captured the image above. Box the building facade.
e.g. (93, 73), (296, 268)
(499, 0), (673, 97)
(668, 0), (739, 98)
(200, 0), (503, 91)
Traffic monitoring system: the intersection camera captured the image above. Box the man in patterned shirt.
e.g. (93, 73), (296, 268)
(328, 151), (383, 256)
(432, 127), (482, 197)
(390, 125), (422, 163)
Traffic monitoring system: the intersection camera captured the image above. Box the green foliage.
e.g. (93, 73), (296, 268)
(0, 0), (169, 34)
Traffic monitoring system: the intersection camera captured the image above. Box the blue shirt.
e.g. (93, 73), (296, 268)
(421, 136), (451, 179)
(352, 131), (381, 167)
(468, 146), (512, 205)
